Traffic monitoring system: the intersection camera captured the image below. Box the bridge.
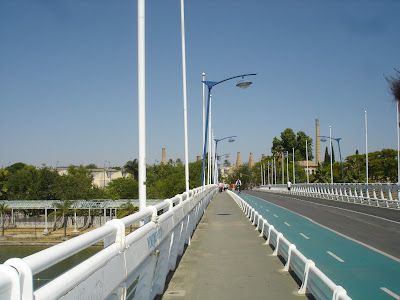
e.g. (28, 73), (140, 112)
(0, 183), (399, 300)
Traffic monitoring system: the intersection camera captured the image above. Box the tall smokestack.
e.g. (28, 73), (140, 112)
(249, 153), (255, 168)
(316, 119), (321, 165)
(161, 148), (167, 165)
(236, 152), (242, 167)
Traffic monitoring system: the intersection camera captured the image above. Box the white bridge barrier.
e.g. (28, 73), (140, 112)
(0, 185), (217, 300)
(260, 183), (400, 209)
(228, 190), (352, 300)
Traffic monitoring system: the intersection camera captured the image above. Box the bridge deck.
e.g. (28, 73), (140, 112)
(160, 191), (305, 300)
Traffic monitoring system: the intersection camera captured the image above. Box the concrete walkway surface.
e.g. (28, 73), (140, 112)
(160, 191), (306, 300)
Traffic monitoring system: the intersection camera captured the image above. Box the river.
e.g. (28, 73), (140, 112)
(0, 246), (101, 290)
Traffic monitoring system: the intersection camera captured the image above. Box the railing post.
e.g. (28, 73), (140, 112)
(298, 260), (315, 294)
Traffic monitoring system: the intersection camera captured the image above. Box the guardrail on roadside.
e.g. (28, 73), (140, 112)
(0, 185), (217, 300)
(259, 183), (400, 209)
(228, 190), (352, 300)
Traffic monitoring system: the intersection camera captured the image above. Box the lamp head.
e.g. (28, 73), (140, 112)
(236, 76), (253, 89)
(228, 138), (235, 143)
(320, 137), (327, 142)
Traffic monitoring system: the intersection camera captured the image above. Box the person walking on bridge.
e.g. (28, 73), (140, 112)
(287, 180), (292, 191)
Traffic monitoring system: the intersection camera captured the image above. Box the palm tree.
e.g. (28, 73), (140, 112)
(386, 69), (400, 102)
(117, 200), (138, 233)
(124, 159), (139, 181)
(54, 200), (74, 237)
(0, 203), (10, 237)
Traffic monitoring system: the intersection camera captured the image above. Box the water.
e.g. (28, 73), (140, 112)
(0, 245), (101, 289)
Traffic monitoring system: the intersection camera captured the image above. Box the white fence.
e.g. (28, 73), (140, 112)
(260, 183), (400, 209)
(229, 190), (352, 300)
(0, 185), (217, 300)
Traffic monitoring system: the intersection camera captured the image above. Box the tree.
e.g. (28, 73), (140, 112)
(6, 162), (27, 174)
(311, 163), (330, 183)
(344, 155), (365, 183)
(271, 129), (313, 161)
(296, 131), (314, 161)
(54, 200), (75, 237)
(107, 178), (138, 200)
(385, 69), (400, 104)
(124, 159), (138, 181)
(118, 200), (139, 232)
(271, 137), (283, 155)
(280, 128), (296, 152)
(0, 203), (10, 236)
(86, 163), (98, 169)
(0, 169), (9, 200)
(54, 166), (93, 200)
(324, 147), (330, 165)
(368, 149), (397, 182)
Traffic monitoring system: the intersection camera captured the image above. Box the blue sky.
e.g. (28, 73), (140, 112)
(1, 0), (399, 168)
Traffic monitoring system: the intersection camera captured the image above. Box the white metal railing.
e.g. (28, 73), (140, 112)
(228, 190), (351, 300)
(260, 183), (400, 209)
(0, 185), (217, 300)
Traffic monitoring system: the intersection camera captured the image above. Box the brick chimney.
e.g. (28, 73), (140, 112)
(236, 152), (242, 167)
(249, 153), (255, 168)
(161, 148), (167, 165)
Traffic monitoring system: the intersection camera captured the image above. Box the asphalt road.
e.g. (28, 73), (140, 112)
(244, 189), (400, 260)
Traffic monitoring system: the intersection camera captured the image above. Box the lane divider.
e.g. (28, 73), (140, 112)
(299, 233), (310, 240)
(327, 251), (345, 263)
(380, 287), (400, 299)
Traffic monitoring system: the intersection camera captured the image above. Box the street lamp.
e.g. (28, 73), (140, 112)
(201, 74), (256, 186)
(319, 134), (345, 184)
(213, 136), (236, 183)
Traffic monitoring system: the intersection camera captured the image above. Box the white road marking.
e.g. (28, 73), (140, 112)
(273, 214), (278, 217)
(327, 251), (345, 262)
(381, 287), (400, 299)
(284, 222), (291, 227)
(265, 209), (269, 212)
(299, 233), (310, 239)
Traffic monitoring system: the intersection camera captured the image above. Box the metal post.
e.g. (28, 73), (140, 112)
(208, 95), (212, 184)
(365, 111), (368, 184)
(202, 88), (212, 186)
(329, 126), (333, 184)
(292, 148), (295, 184)
(180, 0), (189, 193)
(138, 0), (146, 211)
(397, 102), (400, 184)
(43, 208), (48, 234)
(306, 141), (309, 184)
(286, 151), (289, 183)
(202, 73), (205, 155)
(281, 152), (284, 184)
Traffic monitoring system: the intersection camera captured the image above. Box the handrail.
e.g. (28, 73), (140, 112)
(229, 190), (352, 300)
(259, 183), (400, 209)
(0, 185), (218, 300)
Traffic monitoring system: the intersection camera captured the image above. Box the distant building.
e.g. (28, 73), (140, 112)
(297, 160), (318, 175)
(56, 167), (124, 188)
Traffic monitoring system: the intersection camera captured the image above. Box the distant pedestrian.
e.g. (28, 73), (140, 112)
(287, 181), (292, 191)
(219, 182), (223, 192)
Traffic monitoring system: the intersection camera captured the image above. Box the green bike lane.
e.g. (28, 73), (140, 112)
(237, 192), (400, 300)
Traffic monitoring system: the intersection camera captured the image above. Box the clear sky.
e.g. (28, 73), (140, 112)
(1, 0), (399, 168)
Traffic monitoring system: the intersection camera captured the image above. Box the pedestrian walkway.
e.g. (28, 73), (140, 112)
(161, 191), (305, 300)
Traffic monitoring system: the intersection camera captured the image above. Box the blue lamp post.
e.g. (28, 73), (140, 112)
(201, 74), (256, 186)
(213, 136), (236, 183)
(319, 135), (345, 183)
